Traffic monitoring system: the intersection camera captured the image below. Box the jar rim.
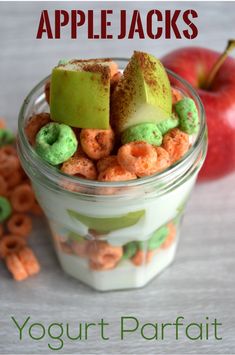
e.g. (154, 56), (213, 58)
(18, 58), (207, 194)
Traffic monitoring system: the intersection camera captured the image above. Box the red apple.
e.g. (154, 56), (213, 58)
(161, 45), (235, 180)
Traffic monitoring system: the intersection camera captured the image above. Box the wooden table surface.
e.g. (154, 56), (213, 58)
(0, 2), (235, 354)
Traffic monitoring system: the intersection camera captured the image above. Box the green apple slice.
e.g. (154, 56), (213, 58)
(50, 59), (114, 129)
(111, 51), (172, 132)
(67, 209), (145, 233)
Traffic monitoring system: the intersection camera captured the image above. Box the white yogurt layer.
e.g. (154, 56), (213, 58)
(57, 240), (177, 291)
(33, 174), (196, 247)
(32, 172), (196, 290)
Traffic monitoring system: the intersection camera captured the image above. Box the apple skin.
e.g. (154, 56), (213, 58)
(161, 47), (235, 181)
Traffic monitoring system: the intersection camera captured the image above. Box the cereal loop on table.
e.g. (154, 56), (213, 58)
(7, 213), (32, 238)
(18, 246), (40, 276)
(0, 196), (12, 223)
(117, 141), (158, 177)
(25, 113), (51, 146)
(6, 169), (24, 189)
(80, 128), (115, 160)
(10, 184), (35, 212)
(0, 146), (20, 178)
(131, 250), (154, 266)
(61, 155), (97, 180)
(0, 224), (4, 238)
(162, 128), (190, 163)
(0, 235), (26, 259)
(88, 241), (123, 270)
(0, 145), (18, 157)
(0, 118), (6, 129)
(5, 253), (28, 281)
(0, 176), (8, 197)
(0, 128), (15, 147)
(98, 164), (136, 182)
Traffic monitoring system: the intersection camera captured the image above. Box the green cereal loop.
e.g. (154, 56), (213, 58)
(122, 242), (138, 260)
(0, 196), (12, 223)
(147, 225), (169, 250)
(35, 122), (78, 166)
(138, 225), (169, 251)
(0, 128), (15, 147)
(156, 113), (179, 135)
(137, 240), (148, 250)
(175, 97), (199, 134)
(121, 123), (163, 146)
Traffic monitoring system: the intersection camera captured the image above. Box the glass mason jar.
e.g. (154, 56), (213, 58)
(17, 59), (207, 291)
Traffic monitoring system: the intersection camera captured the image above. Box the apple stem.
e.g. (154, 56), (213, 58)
(204, 39), (235, 89)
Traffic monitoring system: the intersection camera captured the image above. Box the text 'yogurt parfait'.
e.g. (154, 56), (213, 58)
(18, 52), (207, 291)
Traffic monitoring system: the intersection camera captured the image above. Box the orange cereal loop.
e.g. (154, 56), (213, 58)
(154, 147), (171, 173)
(97, 156), (118, 173)
(0, 145), (17, 157)
(117, 141), (158, 177)
(131, 250), (154, 266)
(89, 260), (116, 271)
(0, 118), (6, 129)
(5, 253), (28, 281)
(0, 148), (20, 178)
(73, 146), (87, 158)
(7, 213), (32, 238)
(98, 164), (136, 182)
(10, 184), (35, 212)
(60, 241), (73, 254)
(61, 155), (97, 180)
(88, 241), (123, 270)
(18, 246), (40, 276)
(0, 176), (8, 197)
(172, 87), (184, 104)
(0, 235), (26, 259)
(44, 80), (50, 105)
(161, 223), (176, 249)
(162, 128), (190, 163)
(6, 169), (24, 189)
(59, 179), (87, 193)
(80, 128), (115, 160)
(25, 113), (51, 146)
(71, 240), (90, 257)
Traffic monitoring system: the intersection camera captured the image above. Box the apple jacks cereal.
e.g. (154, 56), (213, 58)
(0, 123), (41, 281)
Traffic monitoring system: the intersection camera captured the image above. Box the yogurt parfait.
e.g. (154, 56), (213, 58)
(18, 53), (207, 291)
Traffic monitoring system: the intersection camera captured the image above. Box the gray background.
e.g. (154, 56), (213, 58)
(0, 2), (235, 354)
